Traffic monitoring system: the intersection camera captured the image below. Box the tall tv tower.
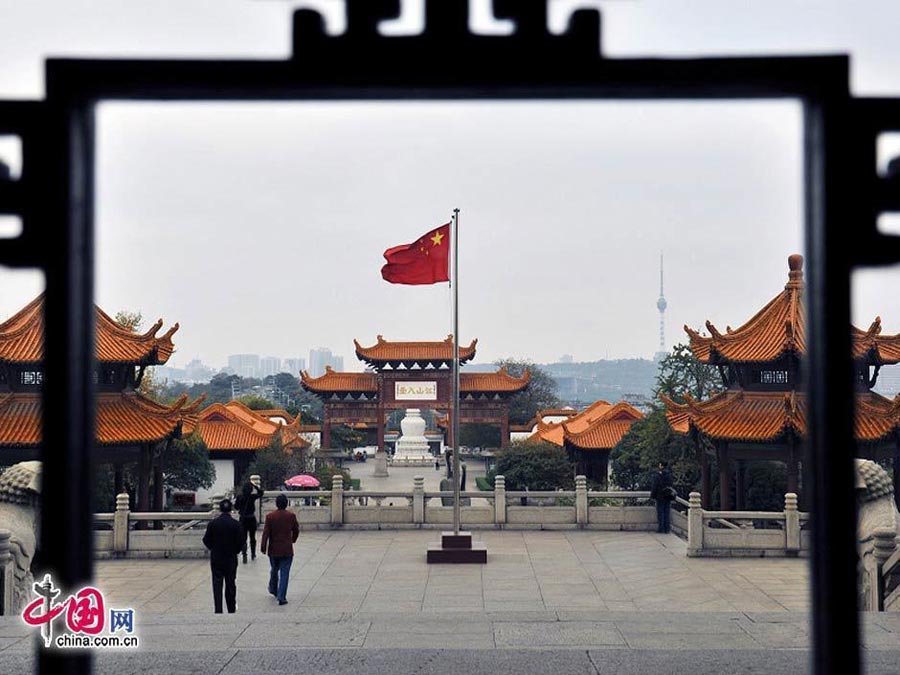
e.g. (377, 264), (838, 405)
(654, 253), (667, 361)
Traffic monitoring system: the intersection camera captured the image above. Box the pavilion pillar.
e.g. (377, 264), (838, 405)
(718, 444), (732, 511)
(322, 411), (332, 450)
(700, 451), (711, 510)
(154, 459), (165, 510)
(787, 435), (800, 498)
(735, 461), (746, 511)
(500, 412), (509, 448)
(376, 405), (385, 452)
(136, 445), (150, 530)
(114, 463), (124, 497)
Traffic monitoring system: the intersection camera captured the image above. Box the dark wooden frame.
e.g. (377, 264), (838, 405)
(0, 2), (898, 673)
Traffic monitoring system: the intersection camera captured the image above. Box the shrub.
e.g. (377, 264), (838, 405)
(494, 440), (575, 491)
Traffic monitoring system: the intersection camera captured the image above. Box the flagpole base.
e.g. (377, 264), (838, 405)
(426, 531), (487, 564)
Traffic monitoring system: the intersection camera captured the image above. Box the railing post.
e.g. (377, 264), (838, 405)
(687, 491), (703, 557)
(785, 492), (801, 554)
(575, 475), (588, 526)
(331, 475), (344, 526)
(113, 492), (131, 557)
(494, 475), (506, 526)
(0, 530), (12, 615)
(873, 527), (897, 611)
(413, 475), (425, 525)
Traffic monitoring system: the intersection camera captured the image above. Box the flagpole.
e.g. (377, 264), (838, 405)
(452, 207), (461, 537)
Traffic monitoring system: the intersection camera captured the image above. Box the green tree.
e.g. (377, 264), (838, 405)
(330, 424), (365, 450)
(161, 432), (215, 492)
(494, 440), (575, 490)
(315, 463), (352, 490)
(242, 436), (304, 489)
(609, 408), (698, 495)
(655, 343), (723, 403)
(494, 358), (561, 425)
(114, 309), (143, 332)
(236, 394), (276, 410)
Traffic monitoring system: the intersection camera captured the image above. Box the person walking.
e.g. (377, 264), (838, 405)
(235, 478), (264, 563)
(202, 498), (243, 614)
(260, 493), (299, 606)
(650, 461), (676, 534)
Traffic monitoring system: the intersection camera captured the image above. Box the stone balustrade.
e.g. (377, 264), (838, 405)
(92, 476), (657, 558)
(684, 491), (812, 557)
(92, 482), (824, 560)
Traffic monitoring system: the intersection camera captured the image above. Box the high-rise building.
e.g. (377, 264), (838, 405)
(309, 348), (342, 377)
(654, 253), (668, 362)
(260, 356), (282, 378)
(227, 353), (260, 379)
(283, 357), (306, 375)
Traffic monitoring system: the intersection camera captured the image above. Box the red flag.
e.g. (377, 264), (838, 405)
(381, 223), (451, 285)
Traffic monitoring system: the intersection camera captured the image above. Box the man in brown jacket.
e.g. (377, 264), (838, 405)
(260, 493), (300, 605)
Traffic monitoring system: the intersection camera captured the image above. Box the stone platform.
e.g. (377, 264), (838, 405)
(2, 531), (895, 674)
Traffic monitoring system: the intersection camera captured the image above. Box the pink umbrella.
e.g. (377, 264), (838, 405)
(284, 474), (320, 488)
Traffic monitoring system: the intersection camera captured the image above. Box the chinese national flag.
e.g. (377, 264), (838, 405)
(381, 223), (451, 285)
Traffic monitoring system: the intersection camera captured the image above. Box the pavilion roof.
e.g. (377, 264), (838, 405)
(300, 367), (378, 393)
(663, 389), (900, 443)
(528, 400), (642, 450)
(196, 401), (309, 452)
(354, 334), (477, 364)
(685, 255), (900, 365)
(0, 294), (179, 366)
(460, 367), (530, 393)
(0, 391), (202, 447)
(300, 366), (529, 395)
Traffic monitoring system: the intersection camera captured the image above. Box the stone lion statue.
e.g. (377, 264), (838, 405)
(855, 459), (899, 611)
(0, 461), (41, 613)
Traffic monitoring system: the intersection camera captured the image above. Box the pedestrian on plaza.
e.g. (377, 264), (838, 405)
(235, 477), (264, 563)
(260, 493), (299, 606)
(650, 461), (676, 534)
(202, 498), (243, 614)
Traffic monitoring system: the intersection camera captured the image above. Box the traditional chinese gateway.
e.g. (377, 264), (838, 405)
(300, 335), (530, 450)
(664, 255), (900, 510)
(0, 295), (203, 512)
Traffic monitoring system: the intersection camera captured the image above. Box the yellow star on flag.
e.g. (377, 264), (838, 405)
(430, 231), (445, 246)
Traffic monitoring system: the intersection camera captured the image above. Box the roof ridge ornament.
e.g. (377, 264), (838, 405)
(785, 253), (804, 289)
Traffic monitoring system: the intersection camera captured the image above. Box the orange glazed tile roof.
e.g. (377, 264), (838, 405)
(196, 401), (309, 452)
(0, 294), (179, 365)
(685, 255), (900, 365)
(460, 367), (530, 393)
(564, 402), (644, 450)
(663, 389), (900, 443)
(0, 392), (199, 447)
(300, 366), (529, 394)
(528, 400), (642, 450)
(300, 367), (378, 393)
(354, 335), (477, 363)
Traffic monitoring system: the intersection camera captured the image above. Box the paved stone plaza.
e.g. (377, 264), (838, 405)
(1, 530), (898, 674)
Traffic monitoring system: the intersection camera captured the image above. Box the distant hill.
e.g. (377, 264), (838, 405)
(464, 358), (660, 405)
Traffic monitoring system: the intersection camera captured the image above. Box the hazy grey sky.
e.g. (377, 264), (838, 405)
(2, 1), (900, 370)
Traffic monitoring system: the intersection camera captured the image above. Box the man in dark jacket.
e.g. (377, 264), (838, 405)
(261, 493), (300, 605)
(649, 462), (675, 534)
(202, 498), (243, 613)
(235, 478), (264, 563)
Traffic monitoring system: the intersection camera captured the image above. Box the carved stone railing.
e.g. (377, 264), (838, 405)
(92, 476), (658, 557)
(685, 492), (811, 558)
